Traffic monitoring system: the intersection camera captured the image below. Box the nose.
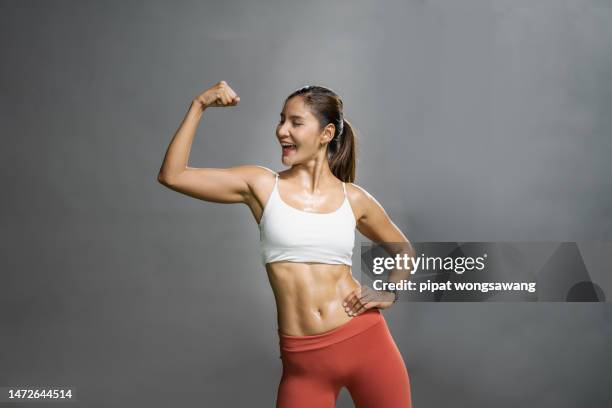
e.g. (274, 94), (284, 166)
(277, 122), (290, 137)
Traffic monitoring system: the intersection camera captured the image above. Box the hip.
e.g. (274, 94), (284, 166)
(278, 307), (384, 353)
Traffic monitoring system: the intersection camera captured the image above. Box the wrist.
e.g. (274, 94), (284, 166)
(190, 99), (206, 114)
(383, 288), (399, 303)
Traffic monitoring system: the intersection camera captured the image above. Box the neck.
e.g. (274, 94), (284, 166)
(285, 161), (337, 194)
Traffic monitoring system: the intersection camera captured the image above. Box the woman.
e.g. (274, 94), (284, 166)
(157, 81), (413, 407)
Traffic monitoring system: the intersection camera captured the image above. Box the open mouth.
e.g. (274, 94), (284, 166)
(281, 143), (297, 154)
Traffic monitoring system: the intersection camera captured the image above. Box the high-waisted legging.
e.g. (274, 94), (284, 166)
(276, 308), (412, 408)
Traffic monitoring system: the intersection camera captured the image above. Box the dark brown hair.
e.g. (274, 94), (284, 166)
(285, 85), (358, 182)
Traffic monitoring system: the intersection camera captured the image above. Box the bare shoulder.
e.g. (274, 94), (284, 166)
(242, 165), (279, 205)
(251, 165), (278, 175)
(345, 182), (387, 221)
(233, 164), (277, 178)
(224, 164), (278, 188)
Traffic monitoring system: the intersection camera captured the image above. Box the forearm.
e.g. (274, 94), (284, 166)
(376, 241), (415, 303)
(385, 241), (416, 286)
(157, 101), (206, 182)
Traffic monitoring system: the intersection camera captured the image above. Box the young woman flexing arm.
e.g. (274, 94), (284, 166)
(157, 80), (275, 224)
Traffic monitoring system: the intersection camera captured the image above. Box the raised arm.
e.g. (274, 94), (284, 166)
(157, 81), (256, 204)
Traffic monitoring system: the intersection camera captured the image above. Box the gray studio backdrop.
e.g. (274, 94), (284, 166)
(1, 0), (611, 407)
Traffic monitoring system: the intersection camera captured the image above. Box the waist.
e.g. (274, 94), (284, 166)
(278, 308), (384, 352)
(266, 263), (363, 336)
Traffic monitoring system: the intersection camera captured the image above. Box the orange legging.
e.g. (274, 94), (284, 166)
(276, 308), (412, 408)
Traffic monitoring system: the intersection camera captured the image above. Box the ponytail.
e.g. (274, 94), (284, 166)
(327, 118), (357, 183)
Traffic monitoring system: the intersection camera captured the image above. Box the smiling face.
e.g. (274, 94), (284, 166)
(276, 96), (336, 166)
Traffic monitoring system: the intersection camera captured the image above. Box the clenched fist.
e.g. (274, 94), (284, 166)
(193, 80), (240, 109)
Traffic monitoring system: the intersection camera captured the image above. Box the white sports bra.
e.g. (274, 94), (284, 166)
(258, 169), (357, 267)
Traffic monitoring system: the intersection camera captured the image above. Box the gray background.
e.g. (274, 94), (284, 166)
(1, 0), (611, 407)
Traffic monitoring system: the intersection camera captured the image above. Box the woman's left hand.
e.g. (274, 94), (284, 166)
(342, 285), (395, 316)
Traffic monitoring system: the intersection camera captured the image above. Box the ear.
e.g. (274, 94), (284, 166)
(321, 123), (336, 145)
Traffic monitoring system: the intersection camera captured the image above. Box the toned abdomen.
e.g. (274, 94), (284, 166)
(266, 262), (361, 336)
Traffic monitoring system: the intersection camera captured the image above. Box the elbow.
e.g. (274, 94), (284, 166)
(157, 172), (173, 186)
(158, 169), (185, 186)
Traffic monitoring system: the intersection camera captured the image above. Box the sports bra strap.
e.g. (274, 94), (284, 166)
(342, 182), (347, 198)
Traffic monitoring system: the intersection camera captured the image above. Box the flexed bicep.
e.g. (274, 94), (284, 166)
(159, 165), (258, 204)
